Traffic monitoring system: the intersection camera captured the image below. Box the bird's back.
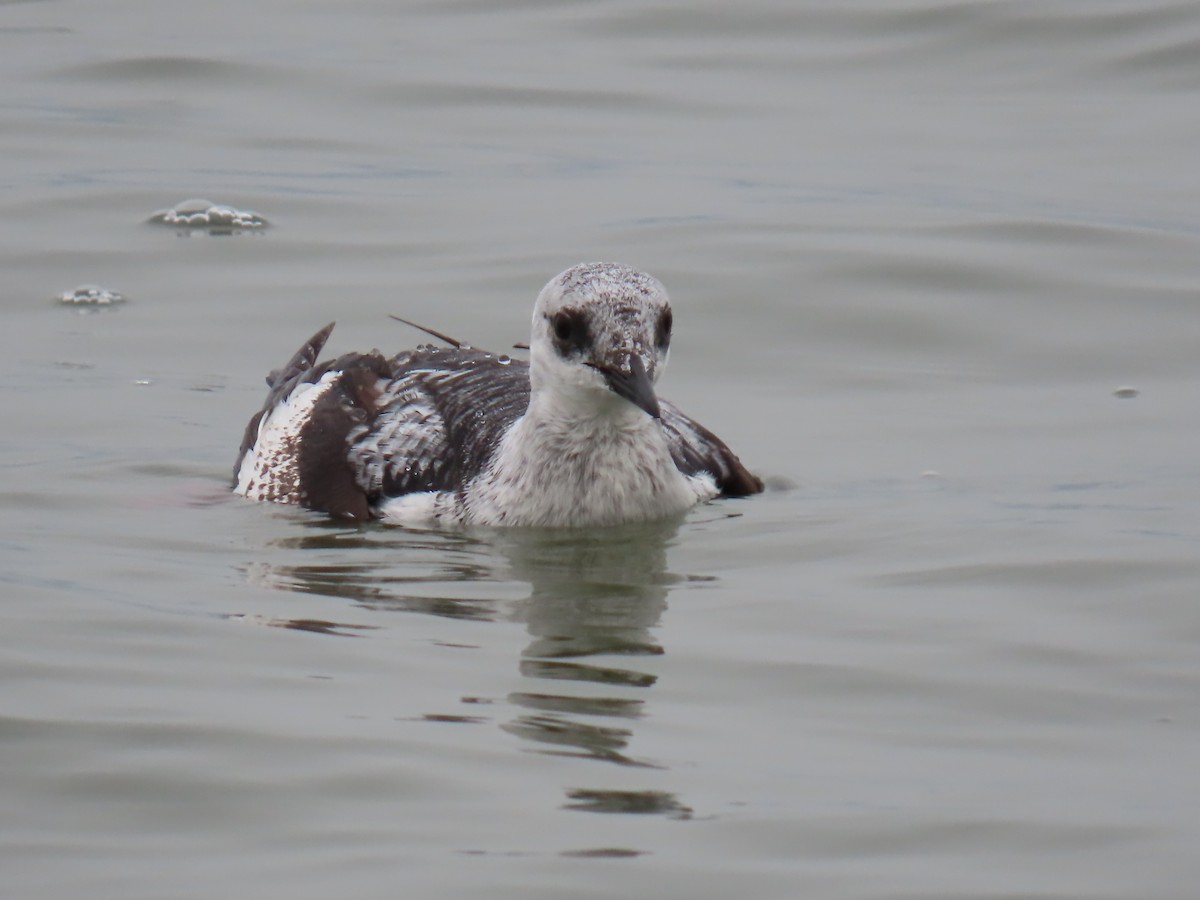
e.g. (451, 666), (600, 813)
(234, 324), (528, 520)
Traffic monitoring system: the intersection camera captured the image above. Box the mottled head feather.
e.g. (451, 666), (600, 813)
(529, 263), (673, 417)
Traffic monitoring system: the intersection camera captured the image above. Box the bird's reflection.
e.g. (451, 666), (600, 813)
(491, 521), (675, 768)
(241, 526), (501, 620)
(240, 515), (695, 814)
(498, 520), (674, 659)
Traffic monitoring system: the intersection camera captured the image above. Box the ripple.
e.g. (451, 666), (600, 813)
(52, 55), (268, 83)
(563, 789), (692, 819)
(504, 715), (658, 768)
(559, 847), (647, 859)
(224, 613), (377, 637)
(518, 658), (657, 688)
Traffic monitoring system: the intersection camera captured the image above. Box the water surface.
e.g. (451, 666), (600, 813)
(3, 1), (1199, 897)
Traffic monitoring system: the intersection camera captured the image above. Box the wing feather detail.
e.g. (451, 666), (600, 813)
(659, 400), (764, 497)
(235, 321), (335, 477)
(348, 348), (531, 500)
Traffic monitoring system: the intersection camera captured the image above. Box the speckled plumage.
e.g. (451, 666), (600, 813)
(234, 262), (762, 527)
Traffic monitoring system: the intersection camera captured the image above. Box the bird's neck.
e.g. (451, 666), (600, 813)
(524, 382), (650, 432)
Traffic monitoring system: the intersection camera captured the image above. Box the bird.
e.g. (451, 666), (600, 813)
(233, 262), (762, 527)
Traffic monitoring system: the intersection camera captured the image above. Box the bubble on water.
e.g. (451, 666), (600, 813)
(147, 198), (269, 233)
(497, 354), (511, 365)
(58, 284), (126, 306)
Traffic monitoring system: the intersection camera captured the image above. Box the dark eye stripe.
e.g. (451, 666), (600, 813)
(655, 309), (673, 350)
(549, 309), (590, 356)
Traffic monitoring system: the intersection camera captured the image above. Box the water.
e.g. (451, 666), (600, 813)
(4, 0), (1200, 897)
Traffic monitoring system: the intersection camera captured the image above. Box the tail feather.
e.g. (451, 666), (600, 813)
(234, 322), (336, 487)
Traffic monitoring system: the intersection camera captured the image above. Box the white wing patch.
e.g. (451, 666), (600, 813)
(235, 371), (338, 503)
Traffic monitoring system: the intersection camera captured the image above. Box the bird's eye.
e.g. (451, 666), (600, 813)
(655, 309), (673, 350)
(553, 315), (574, 342)
(549, 310), (589, 355)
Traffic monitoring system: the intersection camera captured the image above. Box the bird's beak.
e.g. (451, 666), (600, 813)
(594, 353), (661, 419)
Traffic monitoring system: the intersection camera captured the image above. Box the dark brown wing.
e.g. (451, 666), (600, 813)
(235, 321), (335, 475)
(233, 323), (395, 521)
(659, 400), (763, 497)
(235, 324), (531, 521)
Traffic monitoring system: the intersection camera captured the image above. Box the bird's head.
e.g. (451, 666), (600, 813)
(529, 262), (673, 420)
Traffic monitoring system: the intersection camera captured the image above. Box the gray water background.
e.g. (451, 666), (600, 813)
(3, 1), (1200, 897)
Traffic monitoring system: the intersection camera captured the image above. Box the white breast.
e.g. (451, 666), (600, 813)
(459, 407), (716, 527)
